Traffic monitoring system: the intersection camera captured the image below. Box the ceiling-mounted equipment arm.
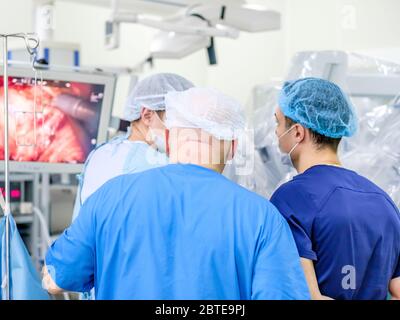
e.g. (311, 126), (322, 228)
(105, 8), (239, 50)
(186, 4), (281, 33)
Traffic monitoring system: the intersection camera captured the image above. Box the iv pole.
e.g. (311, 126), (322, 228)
(0, 33), (39, 300)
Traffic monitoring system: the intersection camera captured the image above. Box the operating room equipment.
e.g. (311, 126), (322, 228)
(30, 0), (280, 65)
(0, 67), (116, 173)
(226, 51), (400, 208)
(104, 0), (280, 63)
(52, 94), (101, 137)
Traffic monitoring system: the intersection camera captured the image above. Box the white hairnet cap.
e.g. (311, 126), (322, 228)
(123, 73), (194, 122)
(165, 87), (246, 140)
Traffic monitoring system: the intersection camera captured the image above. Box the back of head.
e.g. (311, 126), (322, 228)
(279, 77), (358, 140)
(123, 73), (194, 122)
(165, 87), (245, 169)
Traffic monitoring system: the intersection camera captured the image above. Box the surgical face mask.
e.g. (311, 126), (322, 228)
(278, 125), (299, 167)
(150, 112), (167, 153)
(150, 129), (167, 153)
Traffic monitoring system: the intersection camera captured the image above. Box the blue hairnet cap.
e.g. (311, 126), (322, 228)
(278, 77), (358, 138)
(123, 73), (194, 122)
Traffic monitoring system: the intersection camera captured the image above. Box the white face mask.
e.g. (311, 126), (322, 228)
(150, 129), (167, 154)
(149, 112), (167, 153)
(278, 125), (299, 167)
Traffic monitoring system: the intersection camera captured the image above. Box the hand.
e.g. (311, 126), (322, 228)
(42, 265), (64, 295)
(319, 295), (334, 300)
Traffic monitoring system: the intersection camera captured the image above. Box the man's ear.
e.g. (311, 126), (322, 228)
(140, 107), (154, 126)
(295, 124), (306, 143)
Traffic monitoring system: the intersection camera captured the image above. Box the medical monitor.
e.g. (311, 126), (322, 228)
(0, 66), (116, 173)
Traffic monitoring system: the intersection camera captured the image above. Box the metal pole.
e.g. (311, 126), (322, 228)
(32, 173), (40, 270)
(40, 173), (50, 261)
(0, 33), (38, 301)
(2, 35), (11, 301)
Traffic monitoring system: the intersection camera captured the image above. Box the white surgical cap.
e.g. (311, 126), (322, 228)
(123, 73), (194, 122)
(165, 87), (245, 140)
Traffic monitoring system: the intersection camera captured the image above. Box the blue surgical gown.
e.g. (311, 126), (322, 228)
(0, 215), (49, 300)
(271, 165), (400, 300)
(46, 164), (310, 300)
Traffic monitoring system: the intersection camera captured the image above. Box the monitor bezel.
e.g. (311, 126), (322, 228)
(0, 66), (116, 173)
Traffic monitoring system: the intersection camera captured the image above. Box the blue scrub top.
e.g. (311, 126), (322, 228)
(46, 164), (310, 300)
(271, 165), (400, 300)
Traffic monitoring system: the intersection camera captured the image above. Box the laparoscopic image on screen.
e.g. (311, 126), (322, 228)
(0, 76), (105, 164)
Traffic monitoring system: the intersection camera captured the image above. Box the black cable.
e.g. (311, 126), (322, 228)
(220, 6), (226, 20)
(190, 14), (218, 65)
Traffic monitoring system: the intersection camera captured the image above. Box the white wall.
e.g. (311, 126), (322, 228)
(285, 0), (400, 54)
(0, 0), (33, 34)
(1, 0), (400, 116)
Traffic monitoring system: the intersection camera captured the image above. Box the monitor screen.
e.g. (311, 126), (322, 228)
(0, 67), (116, 173)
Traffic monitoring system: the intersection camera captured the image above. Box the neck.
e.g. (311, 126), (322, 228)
(128, 122), (150, 143)
(197, 163), (226, 173)
(294, 146), (341, 174)
(169, 158), (226, 173)
(169, 147), (226, 174)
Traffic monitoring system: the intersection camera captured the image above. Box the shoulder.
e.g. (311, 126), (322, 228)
(106, 165), (164, 186)
(82, 168), (160, 209)
(83, 138), (124, 166)
(221, 173), (269, 202)
(353, 171), (391, 194)
(86, 140), (156, 172)
(131, 143), (169, 164)
(352, 173), (400, 213)
(270, 178), (321, 222)
(271, 179), (303, 203)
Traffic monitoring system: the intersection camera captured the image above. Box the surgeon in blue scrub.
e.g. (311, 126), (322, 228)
(42, 87), (310, 300)
(271, 77), (400, 300)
